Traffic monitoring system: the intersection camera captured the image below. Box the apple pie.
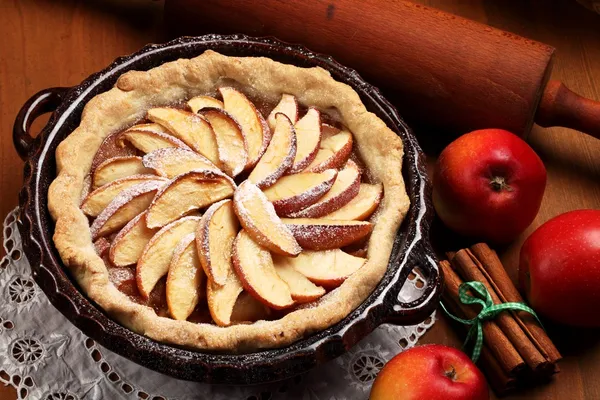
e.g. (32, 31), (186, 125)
(48, 50), (410, 352)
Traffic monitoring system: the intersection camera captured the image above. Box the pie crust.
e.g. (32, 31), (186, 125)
(48, 50), (410, 352)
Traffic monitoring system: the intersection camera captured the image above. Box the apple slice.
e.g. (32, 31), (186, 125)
(281, 218), (373, 250)
(166, 233), (205, 321)
(109, 211), (158, 267)
(288, 160), (361, 218)
(263, 169), (338, 216)
(196, 199), (239, 285)
(232, 230), (294, 309)
(267, 94), (298, 131)
(92, 156), (154, 189)
(90, 180), (165, 240)
(81, 175), (167, 217)
(322, 183), (383, 220)
(146, 107), (221, 166)
(146, 169), (236, 229)
(142, 147), (218, 178)
(230, 292), (272, 323)
(288, 108), (322, 173)
(136, 216), (201, 298)
(108, 267), (140, 298)
(233, 181), (301, 256)
(273, 259), (326, 302)
(207, 272), (244, 327)
(247, 113), (296, 188)
(187, 95), (224, 113)
(342, 238), (369, 258)
(304, 130), (353, 172)
(199, 108), (248, 177)
(92, 131), (137, 171)
(273, 249), (366, 288)
(117, 123), (193, 153)
(219, 87), (271, 167)
(94, 237), (111, 258)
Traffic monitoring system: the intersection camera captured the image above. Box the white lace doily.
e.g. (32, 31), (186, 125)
(0, 208), (436, 400)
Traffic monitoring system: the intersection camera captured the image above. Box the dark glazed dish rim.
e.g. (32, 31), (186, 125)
(13, 35), (441, 384)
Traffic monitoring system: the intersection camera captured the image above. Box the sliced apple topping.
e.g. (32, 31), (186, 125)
(81, 175), (167, 217)
(187, 95), (224, 113)
(92, 156), (154, 189)
(90, 180), (166, 240)
(199, 108), (247, 177)
(273, 259), (326, 302)
(267, 94), (299, 131)
(304, 130), (353, 172)
(220, 87), (271, 167)
(248, 113), (296, 188)
(142, 147), (218, 178)
(136, 216), (201, 298)
(207, 271), (244, 327)
(274, 249), (366, 288)
(196, 199), (239, 286)
(146, 170), (236, 229)
(109, 211), (158, 267)
(232, 230), (294, 309)
(94, 237), (111, 258)
(263, 169), (338, 216)
(117, 123), (193, 153)
(281, 218), (373, 250)
(322, 183), (383, 220)
(166, 233), (205, 321)
(146, 107), (221, 166)
(230, 292), (272, 323)
(233, 181), (301, 256)
(289, 108), (322, 173)
(109, 267), (139, 297)
(288, 160), (361, 218)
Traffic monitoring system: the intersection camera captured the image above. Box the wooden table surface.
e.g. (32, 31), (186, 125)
(1, 0), (599, 399)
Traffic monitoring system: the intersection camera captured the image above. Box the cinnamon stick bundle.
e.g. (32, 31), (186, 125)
(441, 244), (561, 393)
(469, 244), (562, 367)
(440, 261), (525, 376)
(440, 263), (517, 395)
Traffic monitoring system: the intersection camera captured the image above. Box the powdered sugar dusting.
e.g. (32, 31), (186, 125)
(266, 170), (337, 216)
(90, 180), (166, 238)
(142, 147), (218, 175)
(195, 199), (233, 275)
(199, 108), (247, 177)
(248, 113), (297, 188)
(233, 181), (299, 253)
(120, 126), (194, 152)
(283, 219), (372, 250)
(288, 162), (360, 218)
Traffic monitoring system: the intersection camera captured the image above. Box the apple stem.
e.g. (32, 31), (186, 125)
(490, 176), (512, 192)
(444, 365), (457, 381)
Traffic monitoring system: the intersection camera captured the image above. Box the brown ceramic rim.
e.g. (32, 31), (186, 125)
(13, 35), (442, 384)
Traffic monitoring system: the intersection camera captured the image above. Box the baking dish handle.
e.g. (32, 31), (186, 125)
(384, 241), (443, 326)
(13, 87), (70, 161)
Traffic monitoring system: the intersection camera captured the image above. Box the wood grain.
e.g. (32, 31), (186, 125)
(0, 1), (599, 399)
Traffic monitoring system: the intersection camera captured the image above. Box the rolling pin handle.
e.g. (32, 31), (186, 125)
(536, 80), (600, 140)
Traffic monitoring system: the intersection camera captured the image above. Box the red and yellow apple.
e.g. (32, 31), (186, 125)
(370, 344), (489, 400)
(519, 209), (600, 327)
(433, 129), (546, 243)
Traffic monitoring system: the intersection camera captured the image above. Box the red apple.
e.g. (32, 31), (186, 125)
(519, 209), (600, 327)
(370, 344), (488, 400)
(433, 129), (546, 243)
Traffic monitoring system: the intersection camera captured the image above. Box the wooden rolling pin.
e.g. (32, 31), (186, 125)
(165, 0), (600, 142)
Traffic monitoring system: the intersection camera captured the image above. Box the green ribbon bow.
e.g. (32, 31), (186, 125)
(441, 281), (542, 363)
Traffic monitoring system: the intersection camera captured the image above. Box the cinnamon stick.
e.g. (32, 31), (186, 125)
(442, 289), (517, 394)
(450, 250), (550, 373)
(440, 261), (525, 375)
(469, 243), (562, 365)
